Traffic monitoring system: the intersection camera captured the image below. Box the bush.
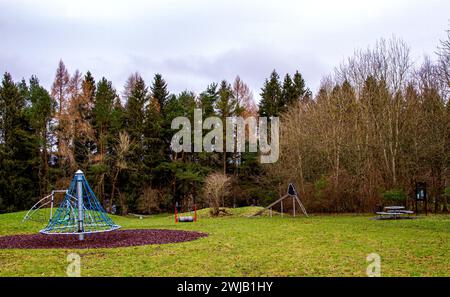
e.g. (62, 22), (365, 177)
(382, 189), (407, 204)
(444, 187), (450, 197)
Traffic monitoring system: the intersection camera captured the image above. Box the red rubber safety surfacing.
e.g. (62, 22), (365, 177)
(0, 229), (207, 249)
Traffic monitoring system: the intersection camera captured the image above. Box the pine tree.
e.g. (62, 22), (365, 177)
(217, 80), (237, 119)
(178, 90), (197, 118)
(150, 73), (171, 157)
(259, 70), (282, 117)
(281, 73), (295, 111)
(163, 90), (197, 157)
(199, 83), (218, 117)
(0, 73), (38, 212)
(92, 77), (117, 202)
(93, 77), (117, 162)
(143, 95), (164, 182)
(125, 75), (147, 144)
(107, 96), (126, 212)
(82, 71), (96, 103)
(151, 73), (169, 112)
(27, 76), (55, 198)
(110, 96), (125, 138)
(123, 75), (148, 211)
(292, 70), (311, 102)
(216, 80), (238, 174)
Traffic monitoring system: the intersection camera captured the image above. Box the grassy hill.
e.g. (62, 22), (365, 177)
(0, 208), (449, 276)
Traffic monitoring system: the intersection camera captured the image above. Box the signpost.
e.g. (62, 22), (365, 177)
(415, 182), (427, 215)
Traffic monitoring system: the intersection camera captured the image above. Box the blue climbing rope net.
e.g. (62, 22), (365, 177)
(40, 170), (120, 235)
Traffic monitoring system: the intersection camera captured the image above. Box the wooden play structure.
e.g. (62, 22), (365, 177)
(252, 183), (308, 217)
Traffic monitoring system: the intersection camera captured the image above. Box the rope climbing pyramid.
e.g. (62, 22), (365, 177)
(40, 170), (120, 240)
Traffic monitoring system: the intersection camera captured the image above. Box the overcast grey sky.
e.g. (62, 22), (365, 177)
(0, 0), (448, 99)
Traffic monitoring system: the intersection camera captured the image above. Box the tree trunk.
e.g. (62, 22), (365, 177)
(109, 169), (120, 212)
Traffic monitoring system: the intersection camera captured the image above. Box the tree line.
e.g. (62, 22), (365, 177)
(268, 37), (449, 213)
(0, 58), (310, 214)
(0, 35), (448, 214)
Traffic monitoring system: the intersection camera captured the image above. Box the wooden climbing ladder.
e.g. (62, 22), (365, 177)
(252, 183), (308, 217)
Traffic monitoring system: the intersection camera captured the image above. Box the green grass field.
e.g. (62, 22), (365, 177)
(0, 207), (449, 276)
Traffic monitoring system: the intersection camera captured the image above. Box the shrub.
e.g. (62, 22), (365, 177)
(444, 187), (450, 197)
(382, 188), (407, 204)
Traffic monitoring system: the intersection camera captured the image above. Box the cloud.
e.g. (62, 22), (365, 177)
(0, 0), (448, 100)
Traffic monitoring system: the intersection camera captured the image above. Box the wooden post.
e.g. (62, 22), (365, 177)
(194, 204), (197, 222)
(293, 196), (296, 217)
(281, 200), (283, 217)
(175, 205), (178, 223)
(294, 195), (309, 217)
(252, 194), (289, 217)
(269, 208), (272, 217)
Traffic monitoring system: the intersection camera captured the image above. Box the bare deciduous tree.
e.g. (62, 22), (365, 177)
(436, 29), (450, 99)
(137, 187), (164, 214)
(335, 36), (412, 94)
(265, 37), (448, 213)
(51, 60), (71, 176)
(110, 131), (133, 212)
(122, 72), (142, 101)
(203, 172), (231, 216)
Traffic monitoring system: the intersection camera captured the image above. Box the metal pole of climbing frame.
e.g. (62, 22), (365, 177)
(50, 191), (54, 221)
(76, 170), (84, 240)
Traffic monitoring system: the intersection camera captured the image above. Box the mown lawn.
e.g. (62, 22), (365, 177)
(0, 207), (448, 276)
